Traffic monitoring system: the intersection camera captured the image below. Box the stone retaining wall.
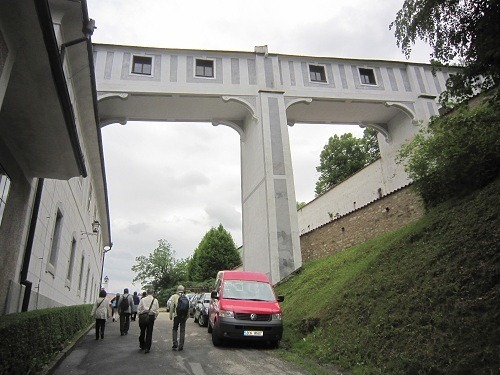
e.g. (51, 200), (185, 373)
(300, 185), (424, 262)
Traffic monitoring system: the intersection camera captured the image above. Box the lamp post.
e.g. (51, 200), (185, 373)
(99, 244), (112, 290)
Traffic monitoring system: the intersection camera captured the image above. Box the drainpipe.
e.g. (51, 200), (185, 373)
(20, 178), (44, 312)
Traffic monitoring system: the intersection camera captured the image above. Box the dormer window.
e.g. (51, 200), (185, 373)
(309, 64), (327, 83)
(131, 55), (152, 75)
(359, 68), (377, 85)
(195, 59), (214, 78)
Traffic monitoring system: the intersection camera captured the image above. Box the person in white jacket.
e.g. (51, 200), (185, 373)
(137, 289), (159, 353)
(91, 289), (110, 340)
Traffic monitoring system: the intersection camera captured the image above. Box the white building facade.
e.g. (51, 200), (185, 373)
(0, 0), (111, 314)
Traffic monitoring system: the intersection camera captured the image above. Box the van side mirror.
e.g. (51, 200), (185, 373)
(210, 291), (219, 299)
(277, 295), (284, 302)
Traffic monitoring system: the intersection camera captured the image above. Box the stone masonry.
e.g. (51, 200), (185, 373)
(300, 185), (424, 262)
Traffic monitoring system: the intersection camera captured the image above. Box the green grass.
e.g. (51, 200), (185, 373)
(275, 178), (499, 374)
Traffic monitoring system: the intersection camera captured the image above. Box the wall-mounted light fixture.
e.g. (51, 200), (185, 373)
(81, 220), (101, 238)
(92, 220), (101, 233)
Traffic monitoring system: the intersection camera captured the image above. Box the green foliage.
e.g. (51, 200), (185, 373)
(397, 92), (500, 207)
(188, 224), (241, 281)
(0, 304), (92, 375)
(276, 178), (500, 374)
(131, 239), (187, 292)
(390, 0), (500, 106)
(296, 201), (306, 210)
(315, 129), (380, 196)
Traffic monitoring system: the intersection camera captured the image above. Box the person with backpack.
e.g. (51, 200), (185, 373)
(117, 288), (134, 335)
(110, 293), (120, 322)
(131, 291), (140, 321)
(170, 284), (190, 351)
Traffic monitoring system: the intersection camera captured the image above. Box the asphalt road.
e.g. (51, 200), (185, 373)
(52, 312), (311, 375)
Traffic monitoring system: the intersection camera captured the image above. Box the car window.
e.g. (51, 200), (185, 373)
(222, 280), (276, 301)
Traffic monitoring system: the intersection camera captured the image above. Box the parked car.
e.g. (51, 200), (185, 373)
(193, 292), (211, 326)
(208, 270), (284, 347)
(189, 293), (201, 318)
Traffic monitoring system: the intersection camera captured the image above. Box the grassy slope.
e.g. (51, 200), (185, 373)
(275, 179), (499, 375)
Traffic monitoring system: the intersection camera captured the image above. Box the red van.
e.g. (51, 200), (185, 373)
(208, 270), (284, 347)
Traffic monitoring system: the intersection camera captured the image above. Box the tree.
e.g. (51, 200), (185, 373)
(188, 224), (241, 282)
(314, 129), (380, 196)
(390, 0), (500, 106)
(397, 91), (500, 207)
(131, 239), (186, 291)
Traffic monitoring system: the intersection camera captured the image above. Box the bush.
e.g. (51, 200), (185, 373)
(398, 90), (500, 207)
(0, 304), (92, 375)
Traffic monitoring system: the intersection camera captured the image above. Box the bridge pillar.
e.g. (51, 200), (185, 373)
(240, 90), (302, 284)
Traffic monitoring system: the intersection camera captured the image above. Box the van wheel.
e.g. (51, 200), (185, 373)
(270, 340), (280, 349)
(212, 325), (223, 347)
(207, 321), (213, 333)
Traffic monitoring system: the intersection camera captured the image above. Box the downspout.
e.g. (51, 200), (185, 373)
(20, 178), (44, 312)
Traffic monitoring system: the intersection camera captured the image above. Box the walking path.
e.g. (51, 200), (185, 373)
(51, 311), (311, 375)
(53, 312), (193, 374)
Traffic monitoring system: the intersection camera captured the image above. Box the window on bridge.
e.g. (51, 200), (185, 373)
(131, 55), (152, 75)
(195, 58), (215, 78)
(309, 64), (327, 83)
(359, 68), (377, 85)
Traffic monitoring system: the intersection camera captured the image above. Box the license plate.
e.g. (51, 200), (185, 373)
(244, 330), (263, 337)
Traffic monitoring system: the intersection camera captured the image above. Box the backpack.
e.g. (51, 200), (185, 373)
(120, 295), (130, 312)
(176, 294), (189, 317)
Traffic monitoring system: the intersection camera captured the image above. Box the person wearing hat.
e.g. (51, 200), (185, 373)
(137, 289), (159, 353)
(170, 285), (188, 351)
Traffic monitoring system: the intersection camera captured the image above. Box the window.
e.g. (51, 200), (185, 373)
(0, 166), (11, 226)
(195, 59), (214, 78)
(309, 64), (327, 83)
(359, 68), (377, 85)
(131, 55), (152, 75)
(84, 267), (90, 302)
(66, 237), (77, 284)
(48, 209), (64, 269)
(78, 255), (85, 293)
(87, 184), (92, 213)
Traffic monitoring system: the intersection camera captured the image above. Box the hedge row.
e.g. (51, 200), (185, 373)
(0, 304), (93, 375)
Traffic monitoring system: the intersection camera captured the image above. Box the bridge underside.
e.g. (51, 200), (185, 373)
(98, 93), (406, 129)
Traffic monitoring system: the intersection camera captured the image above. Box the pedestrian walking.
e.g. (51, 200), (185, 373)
(131, 291), (140, 321)
(110, 293), (120, 322)
(137, 289), (159, 353)
(90, 289), (109, 340)
(170, 284), (190, 351)
(117, 288), (134, 335)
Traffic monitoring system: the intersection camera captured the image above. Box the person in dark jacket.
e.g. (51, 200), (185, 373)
(131, 291), (140, 321)
(117, 288), (134, 335)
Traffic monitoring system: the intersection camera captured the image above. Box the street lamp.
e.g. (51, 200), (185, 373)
(99, 244), (113, 290)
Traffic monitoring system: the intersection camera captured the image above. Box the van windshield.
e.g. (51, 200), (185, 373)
(222, 280), (276, 301)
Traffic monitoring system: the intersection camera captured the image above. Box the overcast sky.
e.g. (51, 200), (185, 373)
(87, 0), (431, 293)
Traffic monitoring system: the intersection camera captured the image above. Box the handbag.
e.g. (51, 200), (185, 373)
(139, 298), (155, 325)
